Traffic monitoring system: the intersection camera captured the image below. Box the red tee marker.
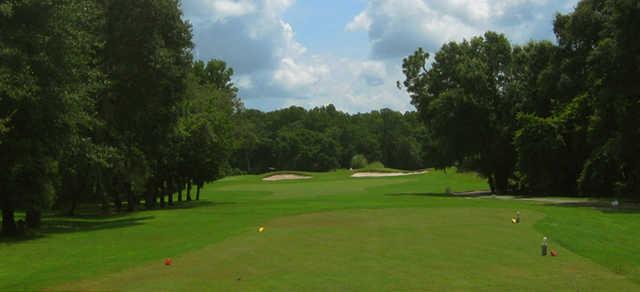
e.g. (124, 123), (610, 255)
(164, 258), (172, 266)
(550, 250), (558, 257)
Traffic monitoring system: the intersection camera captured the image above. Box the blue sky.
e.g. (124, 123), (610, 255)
(182, 0), (578, 113)
(282, 1), (369, 58)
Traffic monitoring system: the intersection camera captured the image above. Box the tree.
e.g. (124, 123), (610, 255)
(175, 59), (240, 201)
(99, 0), (193, 208)
(553, 0), (640, 196)
(402, 32), (518, 193)
(0, 0), (102, 233)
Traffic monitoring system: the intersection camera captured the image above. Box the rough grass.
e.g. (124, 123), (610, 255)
(1, 169), (639, 291)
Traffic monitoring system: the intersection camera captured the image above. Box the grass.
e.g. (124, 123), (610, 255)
(1, 169), (639, 291)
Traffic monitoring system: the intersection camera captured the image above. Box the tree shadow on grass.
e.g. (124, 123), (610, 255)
(41, 216), (154, 234)
(388, 192), (640, 214)
(0, 200), (236, 243)
(161, 200), (236, 210)
(386, 191), (491, 198)
(62, 200), (234, 218)
(0, 216), (153, 244)
(543, 201), (640, 214)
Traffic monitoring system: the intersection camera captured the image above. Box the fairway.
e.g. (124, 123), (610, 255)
(3, 170), (640, 291)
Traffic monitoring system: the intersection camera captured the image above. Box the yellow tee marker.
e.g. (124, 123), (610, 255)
(258, 226), (265, 233)
(511, 218), (517, 224)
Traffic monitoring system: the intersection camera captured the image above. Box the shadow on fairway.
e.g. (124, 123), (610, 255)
(544, 201), (640, 214)
(387, 192), (457, 198)
(0, 216), (153, 244)
(41, 216), (154, 234)
(0, 200), (234, 244)
(64, 200), (232, 218)
(162, 200), (236, 209)
(385, 191), (490, 198)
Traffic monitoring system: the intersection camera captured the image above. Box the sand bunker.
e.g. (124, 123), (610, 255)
(262, 174), (312, 181)
(351, 170), (428, 178)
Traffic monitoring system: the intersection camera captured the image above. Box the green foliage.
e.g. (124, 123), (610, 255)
(366, 161), (386, 169)
(402, 32), (517, 193)
(350, 154), (368, 169)
(230, 106), (427, 174)
(403, 0), (640, 197)
(0, 0), (104, 233)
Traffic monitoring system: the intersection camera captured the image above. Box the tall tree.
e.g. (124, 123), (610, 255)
(99, 0), (193, 208)
(554, 0), (640, 196)
(0, 0), (102, 233)
(402, 32), (518, 193)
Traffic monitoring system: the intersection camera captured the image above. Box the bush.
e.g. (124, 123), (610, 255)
(350, 154), (368, 169)
(366, 161), (385, 169)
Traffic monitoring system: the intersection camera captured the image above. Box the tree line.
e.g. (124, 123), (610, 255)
(0, 0), (239, 235)
(401, 0), (639, 196)
(230, 105), (427, 173)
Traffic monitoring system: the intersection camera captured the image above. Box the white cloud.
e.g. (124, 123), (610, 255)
(183, 0), (413, 113)
(182, 0), (578, 113)
(209, 0), (256, 20)
(234, 74), (253, 89)
(272, 57), (329, 90)
(348, 0), (579, 59)
(346, 11), (372, 32)
(273, 56), (413, 113)
(184, 0), (301, 73)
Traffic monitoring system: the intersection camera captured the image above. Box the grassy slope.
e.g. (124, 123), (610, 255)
(0, 170), (638, 290)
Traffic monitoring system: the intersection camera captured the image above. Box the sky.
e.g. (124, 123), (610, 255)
(181, 0), (579, 113)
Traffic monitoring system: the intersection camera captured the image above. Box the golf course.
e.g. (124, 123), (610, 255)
(2, 169), (638, 291)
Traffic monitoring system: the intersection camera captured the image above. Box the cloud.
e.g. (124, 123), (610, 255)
(211, 0), (256, 19)
(183, 0), (414, 113)
(272, 57), (329, 90)
(182, 0), (579, 113)
(273, 57), (412, 113)
(347, 0), (579, 59)
(184, 0), (302, 74)
(345, 11), (372, 32)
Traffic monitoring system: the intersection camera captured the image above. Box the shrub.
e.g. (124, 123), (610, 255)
(366, 161), (385, 169)
(350, 154), (368, 169)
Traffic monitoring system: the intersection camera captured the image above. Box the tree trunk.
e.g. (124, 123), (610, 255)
(114, 192), (122, 212)
(101, 192), (109, 213)
(26, 209), (41, 229)
(127, 183), (136, 212)
(494, 171), (509, 195)
(1, 205), (16, 235)
(488, 175), (496, 194)
(178, 188), (183, 202)
(246, 151), (251, 173)
(168, 189), (174, 206)
(69, 192), (78, 216)
(145, 189), (155, 209)
(159, 193), (165, 208)
(196, 184), (201, 201)
(186, 182), (192, 201)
